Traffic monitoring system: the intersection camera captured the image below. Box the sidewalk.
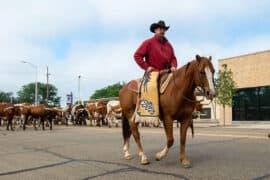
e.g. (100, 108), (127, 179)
(225, 124), (270, 129)
(194, 119), (270, 129)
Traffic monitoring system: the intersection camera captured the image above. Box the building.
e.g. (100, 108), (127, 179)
(218, 50), (270, 125)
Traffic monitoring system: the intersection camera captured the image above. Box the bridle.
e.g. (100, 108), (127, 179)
(172, 61), (209, 103)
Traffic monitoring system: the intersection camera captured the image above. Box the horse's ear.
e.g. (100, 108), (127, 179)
(209, 56), (212, 61)
(196, 54), (201, 62)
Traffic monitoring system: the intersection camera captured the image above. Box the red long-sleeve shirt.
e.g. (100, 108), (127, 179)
(134, 35), (177, 71)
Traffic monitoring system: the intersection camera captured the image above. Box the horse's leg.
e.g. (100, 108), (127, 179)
(130, 121), (149, 165)
(180, 119), (191, 168)
(156, 117), (174, 161)
(122, 115), (132, 160)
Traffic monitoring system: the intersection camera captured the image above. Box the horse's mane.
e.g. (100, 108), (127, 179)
(178, 59), (197, 76)
(185, 62), (191, 75)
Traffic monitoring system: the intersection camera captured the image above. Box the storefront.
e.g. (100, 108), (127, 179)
(233, 86), (270, 121)
(218, 49), (270, 124)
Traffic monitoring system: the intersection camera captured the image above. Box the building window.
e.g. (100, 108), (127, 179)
(233, 86), (270, 121)
(200, 108), (211, 119)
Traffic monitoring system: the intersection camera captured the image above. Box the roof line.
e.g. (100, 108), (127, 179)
(219, 49), (270, 61)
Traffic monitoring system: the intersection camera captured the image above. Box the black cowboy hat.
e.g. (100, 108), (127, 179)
(150, 20), (170, 33)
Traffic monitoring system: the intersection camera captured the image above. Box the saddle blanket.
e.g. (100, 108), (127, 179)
(135, 71), (159, 124)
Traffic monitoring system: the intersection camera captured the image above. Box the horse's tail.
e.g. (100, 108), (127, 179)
(190, 119), (194, 138)
(122, 114), (131, 142)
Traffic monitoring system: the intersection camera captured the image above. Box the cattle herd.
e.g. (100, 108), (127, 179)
(0, 100), (124, 131)
(0, 99), (202, 131)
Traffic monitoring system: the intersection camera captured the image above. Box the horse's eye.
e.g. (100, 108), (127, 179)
(200, 71), (206, 75)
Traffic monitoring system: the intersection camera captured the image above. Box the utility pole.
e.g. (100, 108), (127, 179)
(46, 66), (51, 105)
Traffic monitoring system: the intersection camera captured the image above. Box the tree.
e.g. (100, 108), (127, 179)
(216, 64), (237, 126)
(0, 91), (13, 103)
(17, 82), (61, 107)
(90, 82), (125, 99)
(211, 78), (218, 122)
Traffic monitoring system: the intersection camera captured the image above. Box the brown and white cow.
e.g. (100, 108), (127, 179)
(0, 103), (16, 131)
(0, 103), (24, 131)
(95, 101), (107, 126)
(106, 100), (122, 128)
(86, 101), (107, 127)
(51, 107), (65, 125)
(86, 103), (96, 126)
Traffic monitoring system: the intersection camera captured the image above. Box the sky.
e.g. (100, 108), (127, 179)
(0, 0), (270, 106)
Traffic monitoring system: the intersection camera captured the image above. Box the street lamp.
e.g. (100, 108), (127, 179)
(21, 61), (38, 105)
(78, 75), (81, 104)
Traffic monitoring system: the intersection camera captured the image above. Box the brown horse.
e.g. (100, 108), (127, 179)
(119, 55), (215, 167)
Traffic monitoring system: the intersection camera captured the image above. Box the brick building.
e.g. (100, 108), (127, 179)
(217, 50), (270, 124)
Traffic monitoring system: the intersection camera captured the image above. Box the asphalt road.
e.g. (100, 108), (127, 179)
(0, 125), (269, 180)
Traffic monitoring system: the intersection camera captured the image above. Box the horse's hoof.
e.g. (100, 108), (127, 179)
(181, 160), (191, 168)
(141, 158), (150, 165)
(124, 154), (132, 160)
(155, 152), (163, 161)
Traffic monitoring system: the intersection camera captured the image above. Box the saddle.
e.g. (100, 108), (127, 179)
(128, 71), (173, 94)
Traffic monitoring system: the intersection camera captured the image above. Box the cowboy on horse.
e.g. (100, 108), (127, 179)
(119, 20), (216, 168)
(134, 20), (177, 123)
